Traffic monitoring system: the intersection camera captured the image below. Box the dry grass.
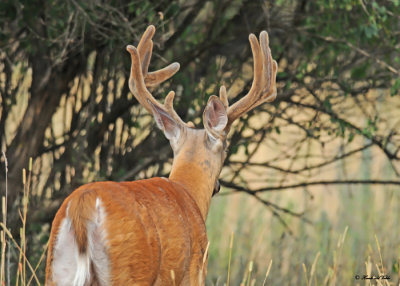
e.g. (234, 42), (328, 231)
(1, 157), (47, 286)
(1, 142), (400, 286)
(0, 161), (399, 285)
(206, 182), (400, 285)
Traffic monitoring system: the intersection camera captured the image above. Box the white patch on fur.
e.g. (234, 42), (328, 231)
(52, 199), (111, 286)
(52, 204), (84, 285)
(73, 253), (90, 286)
(88, 198), (110, 285)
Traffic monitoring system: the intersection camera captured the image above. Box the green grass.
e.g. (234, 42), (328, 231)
(205, 183), (400, 285)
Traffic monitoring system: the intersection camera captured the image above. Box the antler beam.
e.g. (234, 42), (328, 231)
(222, 31), (278, 132)
(126, 25), (188, 126)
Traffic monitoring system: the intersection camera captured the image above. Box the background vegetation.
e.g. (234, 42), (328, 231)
(0, 0), (399, 285)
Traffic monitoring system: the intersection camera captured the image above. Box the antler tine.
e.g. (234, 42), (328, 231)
(219, 85), (229, 109)
(127, 26), (188, 126)
(137, 25), (155, 76)
(137, 25), (181, 88)
(164, 91), (184, 122)
(224, 31), (278, 132)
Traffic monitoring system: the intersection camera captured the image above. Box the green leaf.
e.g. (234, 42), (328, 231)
(351, 64), (368, 80)
(391, 78), (400, 96)
(323, 96), (333, 112)
(348, 132), (355, 143)
(363, 24), (378, 39)
(231, 144), (239, 155)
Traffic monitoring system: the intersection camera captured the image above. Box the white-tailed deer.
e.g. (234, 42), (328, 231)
(45, 25), (277, 285)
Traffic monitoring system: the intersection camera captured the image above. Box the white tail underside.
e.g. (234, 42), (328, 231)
(52, 198), (110, 286)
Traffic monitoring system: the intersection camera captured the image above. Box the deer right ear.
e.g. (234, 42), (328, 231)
(149, 101), (181, 144)
(203, 95), (228, 140)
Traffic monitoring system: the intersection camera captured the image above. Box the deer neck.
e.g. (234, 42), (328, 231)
(168, 158), (216, 221)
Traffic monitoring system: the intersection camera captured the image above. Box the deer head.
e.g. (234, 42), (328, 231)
(126, 25), (277, 218)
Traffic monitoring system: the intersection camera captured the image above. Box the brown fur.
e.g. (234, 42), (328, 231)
(69, 189), (97, 253)
(45, 178), (208, 285)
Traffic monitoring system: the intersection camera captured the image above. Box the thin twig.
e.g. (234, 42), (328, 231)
(221, 179), (400, 194)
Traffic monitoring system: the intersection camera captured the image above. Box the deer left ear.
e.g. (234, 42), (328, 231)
(149, 101), (181, 144)
(203, 95), (228, 140)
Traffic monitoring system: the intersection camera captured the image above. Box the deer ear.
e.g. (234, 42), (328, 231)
(203, 95), (228, 140)
(149, 102), (181, 143)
